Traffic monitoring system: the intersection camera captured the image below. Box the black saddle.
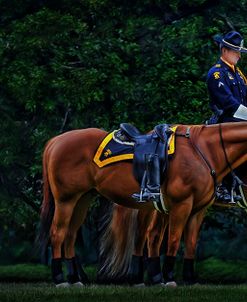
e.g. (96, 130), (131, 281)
(119, 123), (172, 184)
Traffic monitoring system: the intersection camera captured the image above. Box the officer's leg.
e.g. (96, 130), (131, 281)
(216, 174), (232, 203)
(146, 154), (160, 197)
(132, 154), (161, 203)
(217, 173), (241, 203)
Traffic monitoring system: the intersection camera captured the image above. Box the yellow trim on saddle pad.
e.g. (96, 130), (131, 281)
(93, 126), (178, 168)
(167, 125), (178, 155)
(93, 131), (134, 168)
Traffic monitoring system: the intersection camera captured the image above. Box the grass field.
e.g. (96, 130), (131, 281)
(1, 260), (247, 302)
(1, 283), (247, 302)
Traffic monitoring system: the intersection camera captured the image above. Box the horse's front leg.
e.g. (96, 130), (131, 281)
(163, 199), (192, 286)
(63, 194), (92, 286)
(183, 209), (206, 285)
(50, 201), (76, 287)
(129, 209), (154, 286)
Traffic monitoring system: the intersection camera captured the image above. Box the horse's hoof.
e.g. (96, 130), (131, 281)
(70, 282), (84, 287)
(164, 281), (177, 288)
(55, 282), (70, 288)
(133, 283), (145, 287)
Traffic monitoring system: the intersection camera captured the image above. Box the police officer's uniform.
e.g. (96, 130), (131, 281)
(207, 31), (247, 203)
(207, 59), (247, 122)
(207, 31), (247, 123)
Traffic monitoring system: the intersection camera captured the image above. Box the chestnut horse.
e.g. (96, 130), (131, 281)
(40, 122), (247, 287)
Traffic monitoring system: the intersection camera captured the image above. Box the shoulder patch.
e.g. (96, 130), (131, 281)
(213, 71), (220, 79)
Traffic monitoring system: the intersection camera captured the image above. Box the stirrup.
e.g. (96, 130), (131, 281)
(216, 185), (231, 203)
(132, 190), (161, 203)
(229, 187), (236, 204)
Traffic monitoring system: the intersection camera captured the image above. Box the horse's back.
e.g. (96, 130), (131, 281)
(44, 128), (106, 159)
(43, 128), (107, 198)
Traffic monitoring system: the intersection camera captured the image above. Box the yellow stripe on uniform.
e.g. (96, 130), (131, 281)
(237, 67), (247, 84)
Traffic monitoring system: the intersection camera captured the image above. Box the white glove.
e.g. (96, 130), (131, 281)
(233, 104), (247, 120)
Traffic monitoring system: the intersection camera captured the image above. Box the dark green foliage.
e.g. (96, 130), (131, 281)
(198, 207), (247, 261)
(1, 0), (247, 264)
(197, 257), (247, 284)
(0, 263), (94, 282)
(0, 263), (51, 282)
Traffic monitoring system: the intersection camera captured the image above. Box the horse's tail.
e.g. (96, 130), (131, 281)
(37, 141), (55, 254)
(98, 203), (138, 280)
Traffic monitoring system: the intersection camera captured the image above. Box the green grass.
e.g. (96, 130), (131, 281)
(0, 264), (51, 282)
(196, 258), (247, 284)
(0, 263), (96, 283)
(1, 257), (247, 284)
(1, 283), (247, 302)
(1, 260), (247, 302)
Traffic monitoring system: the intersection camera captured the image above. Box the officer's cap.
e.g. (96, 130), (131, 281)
(214, 31), (247, 53)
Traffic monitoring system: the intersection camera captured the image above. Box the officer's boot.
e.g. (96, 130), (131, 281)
(133, 154), (161, 203)
(216, 184), (231, 203)
(231, 177), (242, 203)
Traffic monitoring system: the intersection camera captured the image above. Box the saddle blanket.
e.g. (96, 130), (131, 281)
(93, 126), (178, 168)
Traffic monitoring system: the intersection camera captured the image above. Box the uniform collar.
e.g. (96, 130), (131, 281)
(220, 57), (235, 72)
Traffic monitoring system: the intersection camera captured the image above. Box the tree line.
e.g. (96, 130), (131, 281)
(1, 0), (247, 263)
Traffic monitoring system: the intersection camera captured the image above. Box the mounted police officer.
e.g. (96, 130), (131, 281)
(207, 31), (247, 203)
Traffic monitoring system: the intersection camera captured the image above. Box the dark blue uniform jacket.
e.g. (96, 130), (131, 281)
(207, 59), (247, 122)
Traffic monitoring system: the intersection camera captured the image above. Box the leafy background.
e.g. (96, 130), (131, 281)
(1, 0), (247, 265)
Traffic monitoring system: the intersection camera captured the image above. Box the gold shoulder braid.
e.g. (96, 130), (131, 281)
(237, 67), (247, 84)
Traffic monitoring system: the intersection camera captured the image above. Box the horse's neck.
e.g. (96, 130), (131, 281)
(201, 123), (247, 179)
(222, 123), (247, 169)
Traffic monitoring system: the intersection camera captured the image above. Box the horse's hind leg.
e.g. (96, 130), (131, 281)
(50, 199), (78, 286)
(63, 193), (93, 286)
(146, 212), (168, 285)
(129, 209), (154, 286)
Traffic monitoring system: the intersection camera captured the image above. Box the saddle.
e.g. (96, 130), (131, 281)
(120, 123), (173, 184)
